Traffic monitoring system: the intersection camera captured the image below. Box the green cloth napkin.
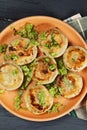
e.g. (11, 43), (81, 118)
(65, 14), (87, 120)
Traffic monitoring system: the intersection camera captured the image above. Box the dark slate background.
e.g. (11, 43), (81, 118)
(0, 0), (87, 130)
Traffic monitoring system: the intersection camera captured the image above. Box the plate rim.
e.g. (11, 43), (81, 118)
(0, 15), (87, 122)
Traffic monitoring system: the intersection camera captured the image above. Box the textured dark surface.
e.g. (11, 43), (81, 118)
(0, 0), (87, 129)
(0, 0), (87, 20)
(0, 106), (87, 130)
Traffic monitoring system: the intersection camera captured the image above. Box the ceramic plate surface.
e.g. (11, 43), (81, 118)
(0, 16), (87, 121)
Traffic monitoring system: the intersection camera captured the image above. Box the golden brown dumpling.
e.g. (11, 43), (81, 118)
(24, 82), (53, 114)
(39, 27), (68, 58)
(6, 38), (37, 65)
(63, 46), (87, 72)
(56, 72), (83, 98)
(33, 56), (58, 84)
(0, 62), (23, 91)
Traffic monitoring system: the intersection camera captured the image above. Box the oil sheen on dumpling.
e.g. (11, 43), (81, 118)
(56, 72), (83, 98)
(63, 46), (87, 72)
(33, 56), (58, 84)
(24, 83), (53, 114)
(0, 62), (23, 91)
(39, 27), (68, 58)
(6, 38), (37, 65)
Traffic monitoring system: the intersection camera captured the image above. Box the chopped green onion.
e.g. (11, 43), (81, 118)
(57, 58), (68, 75)
(72, 57), (76, 62)
(49, 87), (59, 96)
(46, 83), (60, 97)
(20, 65), (30, 76)
(57, 58), (63, 67)
(30, 39), (40, 46)
(50, 52), (57, 57)
(63, 77), (73, 88)
(4, 54), (19, 61)
(13, 23), (38, 40)
(38, 90), (46, 107)
(40, 32), (47, 40)
(12, 69), (18, 76)
(14, 90), (23, 110)
(13, 39), (20, 46)
(44, 57), (50, 63)
(25, 24), (38, 40)
(45, 43), (51, 49)
(20, 62), (35, 89)
(51, 103), (59, 112)
(10, 54), (19, 61)
(0, 44), (7, 53)
(48, 102), (63, 113)
(51, 33), (59, 47)
(59, 67), (68, 76)
(25, 23), (33, 33)
(49, 64), (56, 71)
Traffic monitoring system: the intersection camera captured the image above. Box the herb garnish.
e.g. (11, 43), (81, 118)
(38, 90), (46, 107)
(20, 62), (34, 90)
(13, 39), (20, 46)
(49, 64), (57, 71)
(72, 57), (76, 62)
(63, 77), (74, 88)
(13, 24), (38, 40)
(48, 102), (64, 113)
(57, 58), (68, 75)
(14, 90), (23, 110)
(0, 44), (7, 53)
(45, 33), (59, 50)
(12, 69), (18, 76)
(46, 82), (60, 97)
(51, 33), (59, 47)
(44, 57), (50, 63)
(10, 54), (19, 61)
(40, 32), (47, 40)
(4, 54), (19, 61)
(50, 52), (57, 57)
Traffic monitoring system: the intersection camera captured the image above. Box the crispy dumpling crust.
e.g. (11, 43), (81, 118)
(7, 38), (37, 65)
(24, 82), (53, 114)
(33, 56), (58, 84)
(63, 46), (87, 72)
(39, 27), (68, 58)
(56, 72), (83, 98)
(0, 62), (23, 91)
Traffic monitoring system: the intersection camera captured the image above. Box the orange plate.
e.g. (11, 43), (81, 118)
(0, 16), (87, 122)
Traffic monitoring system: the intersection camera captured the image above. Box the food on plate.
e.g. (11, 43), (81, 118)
(0, 62), (23, 91)
(63, 46), (87, 72)
(0, 44), (8, 64)
(33, 56), (58, 84)
(56, 72), (83, 98)
(6, 38), (37, 65)
(38, 27), (68, 58)
(24, 83), (53, 114)
(0, 22), (86, 115)
(0, 44), (7, 53)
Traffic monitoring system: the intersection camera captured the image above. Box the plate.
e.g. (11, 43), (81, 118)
(0, 16), (87, 122)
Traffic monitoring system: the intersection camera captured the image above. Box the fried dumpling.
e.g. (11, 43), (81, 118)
(24, 83), (53, 114)
(56, 72), (83, 98)
(39, 27), (68, 58)
(33, 56), (58, 84)
(6, 38), (37, 65)
(63, 46), (87, 72)
(0, 62), (23, 91)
